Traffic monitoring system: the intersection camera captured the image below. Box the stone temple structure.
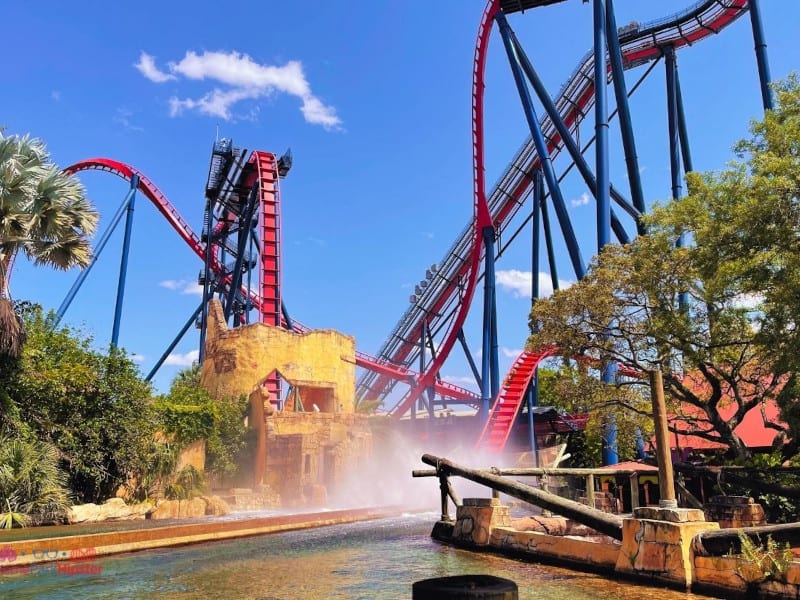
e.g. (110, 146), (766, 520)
(200, 299), (372, 507)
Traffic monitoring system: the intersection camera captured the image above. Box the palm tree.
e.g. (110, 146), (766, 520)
(0, 434), (71, 527)
(0, 133), (98, 357)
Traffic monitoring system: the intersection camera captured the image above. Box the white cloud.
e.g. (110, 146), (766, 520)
(139, 50), (341, 129)
(496, 269), (574, 299)
(164, 349), (199, 367)
(134, 52), (176, 83)
(130, 353), (146, 363)
(300, 96), (341, 129)
(169, 88), (262, 120)
(570, 192), (590, 207)
(501, 347), (523, 358)
(114, 107), (144, 132)
(159, 279), (203, 296)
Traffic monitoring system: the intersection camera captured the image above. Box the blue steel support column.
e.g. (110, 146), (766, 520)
(424, 320), (436, 418)
(244, 237), (254, 325)
(540, 199), (559, 293)
(490, 270), (500, 401)
(224, 188), (258, 323)
(480, 225), (497, 423)
(605, 0), (646, 233)
(594, 0), (610, 253)
(748, 0), (774, 111)
(510, 30), (638, 235)
(675, 71), (694, 174)
(111, 174), (138, 348)
(595, 0), (617, 466)
(496, 11), (585, 280)
(665, 46), (684, 245)
(146, 302), (204, 382)
(198, 199), (215, 364)
(532, 170), (543, 303)
(457, 329), (482, 390)
(281, 301), (295, 331)
(415, 321), (427, 420)
(56, 195), (132, 325)
(528, 169), (543, 464)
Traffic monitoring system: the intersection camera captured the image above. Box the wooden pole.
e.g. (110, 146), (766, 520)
(649, 369), (677, 508)
(439, 475), (450, 521)
(422, 454), (624, 540)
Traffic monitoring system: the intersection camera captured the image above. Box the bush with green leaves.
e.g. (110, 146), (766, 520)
(735, 532), (794, 586)
(2, 307), (157, 504)
(164, 465), (206, 500)
(156, 366), (249, 479)
(0, 434), (70, 527)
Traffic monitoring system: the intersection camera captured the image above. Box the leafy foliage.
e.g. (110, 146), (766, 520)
(0, 133), (98, 275)
(545, 363), (653, 465)
(156, 366), (249, 478)
(0, 434), (70, 527)
(735, 532), (793, 584)
(0, 133), (98, 359)
(529, 75), (800, 462)
(2, 308), (157, 503)
(716, 451), (800, 524)
(164, 465), (206, 500)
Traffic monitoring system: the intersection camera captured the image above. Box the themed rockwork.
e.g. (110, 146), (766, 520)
(200, 299), (372, 508)
(421, 454), (800, 598)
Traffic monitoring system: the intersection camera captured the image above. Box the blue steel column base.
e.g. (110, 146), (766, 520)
(480, 225), (498, 424)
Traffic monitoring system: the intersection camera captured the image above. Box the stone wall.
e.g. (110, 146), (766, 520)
(175, 439), (206, 473)
(615, 507), (718, 589)
(437, 496), (800, 597)
(200, 299), (356, 413)
(265, 412), (372, 507)
(703, 495), (767, 529)
(198, 298), (369, 496)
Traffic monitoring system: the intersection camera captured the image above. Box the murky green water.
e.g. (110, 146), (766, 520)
(0, 513), (719, 599)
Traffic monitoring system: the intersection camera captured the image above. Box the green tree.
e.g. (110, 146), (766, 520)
(529, 75), (800, 462)
(3, 308), (157, 503)
(0, 133), (97, 357)
(537, 362), (652, 466)
(156, 366), (249, 479)
(656, 75), (800, 454)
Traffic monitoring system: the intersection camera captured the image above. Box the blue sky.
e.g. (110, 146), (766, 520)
(5, 1), (800, 395)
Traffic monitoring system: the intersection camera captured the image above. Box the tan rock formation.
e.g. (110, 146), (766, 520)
(199, 298), (369, 498)
(200, 299), (356, 413)
(149, 498), (207, 520)
(67, 498), (151, 524)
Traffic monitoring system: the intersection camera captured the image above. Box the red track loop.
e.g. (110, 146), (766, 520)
(386, 0), (749, 418)
(387, 0), (500, 419)
(65, 158), (205, 261)
(64, 157), (478, 401)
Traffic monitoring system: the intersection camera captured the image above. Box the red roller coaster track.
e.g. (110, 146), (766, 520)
(363, 0), (750, 418)
(61, 1), (751, 418)
(475, 346), (558, 454)
(63, 157), (479, 404)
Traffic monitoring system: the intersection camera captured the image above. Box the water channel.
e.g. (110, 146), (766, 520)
(0, 513), (719, 599)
